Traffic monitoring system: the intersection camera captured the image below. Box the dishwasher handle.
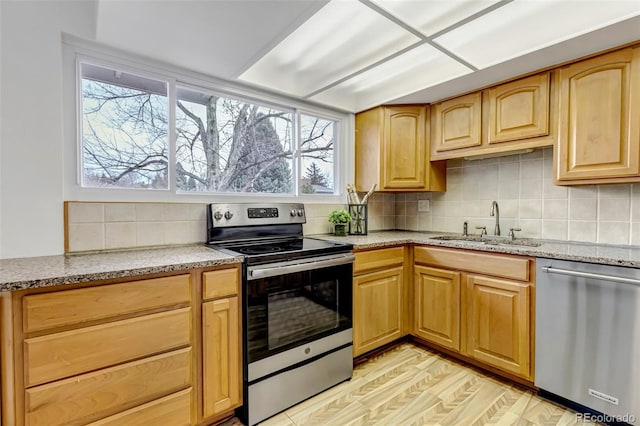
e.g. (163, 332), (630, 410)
(541, 266), (640, 287)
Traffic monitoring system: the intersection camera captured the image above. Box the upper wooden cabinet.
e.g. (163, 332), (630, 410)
(555, 46), (640, 185)
(432, 92), (482, 152)
(487, 72), (550, 144)
(431, 72), (554, 160)
(355, 105), (446, 192)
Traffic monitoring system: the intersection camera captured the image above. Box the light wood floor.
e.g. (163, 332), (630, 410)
(227, 343), (596, 426)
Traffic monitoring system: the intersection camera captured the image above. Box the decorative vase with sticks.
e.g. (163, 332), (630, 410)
(346, 184), (376, 235)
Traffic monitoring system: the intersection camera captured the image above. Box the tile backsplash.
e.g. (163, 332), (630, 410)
(66, 202), (207, 252)
(68, 147), (640, 252)
(65, 196), (396, 253)
(396, 147), (640, 245)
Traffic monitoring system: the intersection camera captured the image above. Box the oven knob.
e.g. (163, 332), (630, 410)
(297, 209), (304, 217)
(224, 211), (233, 220)
(290, 209), (297, 217)
(213, 211), (223, 221)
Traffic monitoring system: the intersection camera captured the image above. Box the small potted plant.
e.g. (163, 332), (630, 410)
(328, 209), (352, 236)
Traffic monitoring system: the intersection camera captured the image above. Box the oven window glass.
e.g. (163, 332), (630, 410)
(246, 264), (352, 363)
(267, 280), (341, 350)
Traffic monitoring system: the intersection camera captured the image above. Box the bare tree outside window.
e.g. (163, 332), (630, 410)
(79, 63), (337, 195)
(300, 114), (335, 194)
(175, 88), (293, 193)
(81, 64), (169, 189)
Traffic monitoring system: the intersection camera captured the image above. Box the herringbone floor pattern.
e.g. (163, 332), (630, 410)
(229, 343), (596, 425)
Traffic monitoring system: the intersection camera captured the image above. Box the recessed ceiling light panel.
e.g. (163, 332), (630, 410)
(434, 0), (640, 69)
(371, 0), (503, 36)
(310, 43), (472, 111)
(239, 0), (420, 97)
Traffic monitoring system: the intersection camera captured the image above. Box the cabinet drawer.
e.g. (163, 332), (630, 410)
(354, 247), (404, 275)
(25, 348), (191, 426)
(414, 246), (531, 282)
(87, 388), (192, 426)
(203, 267), (239, 300)
(25, 308), (191, 387)
(23, 274), (191, 333)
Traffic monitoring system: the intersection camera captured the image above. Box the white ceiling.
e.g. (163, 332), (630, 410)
(96, 0), (640, 113)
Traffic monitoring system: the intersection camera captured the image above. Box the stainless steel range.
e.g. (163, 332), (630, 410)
(206, 203), (354, 426)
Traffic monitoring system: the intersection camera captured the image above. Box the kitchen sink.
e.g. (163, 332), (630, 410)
(429, 235), (542, 247)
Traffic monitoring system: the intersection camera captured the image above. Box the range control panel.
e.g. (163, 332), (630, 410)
(247, 207), (279, 218)
(208, 203), (306, 227)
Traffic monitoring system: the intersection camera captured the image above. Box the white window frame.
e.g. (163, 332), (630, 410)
(62, 35), (353, 205)
(297, 109), (341, 199)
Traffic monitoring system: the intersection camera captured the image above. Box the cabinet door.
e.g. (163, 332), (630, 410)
(487, 72), (550, 144)
(353, 266), (403, 356)
(465, 275), (531, 379)
(413, 265), (460, 351)
(556, 47), (640, 182)
(433, 92), (482, 152)
(382, 106), (426, 189)
(202, 297), (241, 418)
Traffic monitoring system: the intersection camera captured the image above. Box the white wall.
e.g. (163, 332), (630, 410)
(0, 1), (96, 258)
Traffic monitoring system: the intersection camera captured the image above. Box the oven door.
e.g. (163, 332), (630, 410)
(245, 253), (354, 364)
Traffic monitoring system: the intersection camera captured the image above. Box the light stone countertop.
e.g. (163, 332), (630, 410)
(311, 231), (640, 268)
(4, 232), (640, 292)
(0, 245), (242, 292)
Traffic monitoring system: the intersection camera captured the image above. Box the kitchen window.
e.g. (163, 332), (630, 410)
(176, 87), (294, 194)
(77, 60), (341, 198)
(80, 63), (169, 189)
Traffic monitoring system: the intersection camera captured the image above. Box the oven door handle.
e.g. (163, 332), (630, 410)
(247, 253), (355, 280)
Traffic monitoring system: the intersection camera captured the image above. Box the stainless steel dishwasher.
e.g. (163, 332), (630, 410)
(536, 258), (640, 424)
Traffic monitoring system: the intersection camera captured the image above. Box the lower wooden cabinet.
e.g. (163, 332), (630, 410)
(413, 265), (460, 351)
(353, 266), (404, 356)
(0, 265), (243, 426)
(353, 247), (406, 357)
(202, 296), (241, 418)
(86, 388), (192, 426)
(465, 275), (531, 378)
(25, 349), (192, 426)
(412, 246), (534, 381)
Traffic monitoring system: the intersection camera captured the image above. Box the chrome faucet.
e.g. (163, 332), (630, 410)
(490, 201), (500, 236)
(462, 221), (468, 236)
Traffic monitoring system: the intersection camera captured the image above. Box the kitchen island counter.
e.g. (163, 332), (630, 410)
(311, 231), (640, 268)
(0, 245), (242, 292)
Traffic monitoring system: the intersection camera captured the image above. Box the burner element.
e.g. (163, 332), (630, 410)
(236, 244), (283, 255)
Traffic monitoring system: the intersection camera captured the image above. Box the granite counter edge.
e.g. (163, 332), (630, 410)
(1, 256), (243, 292)
(316, 234), (640, 268)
